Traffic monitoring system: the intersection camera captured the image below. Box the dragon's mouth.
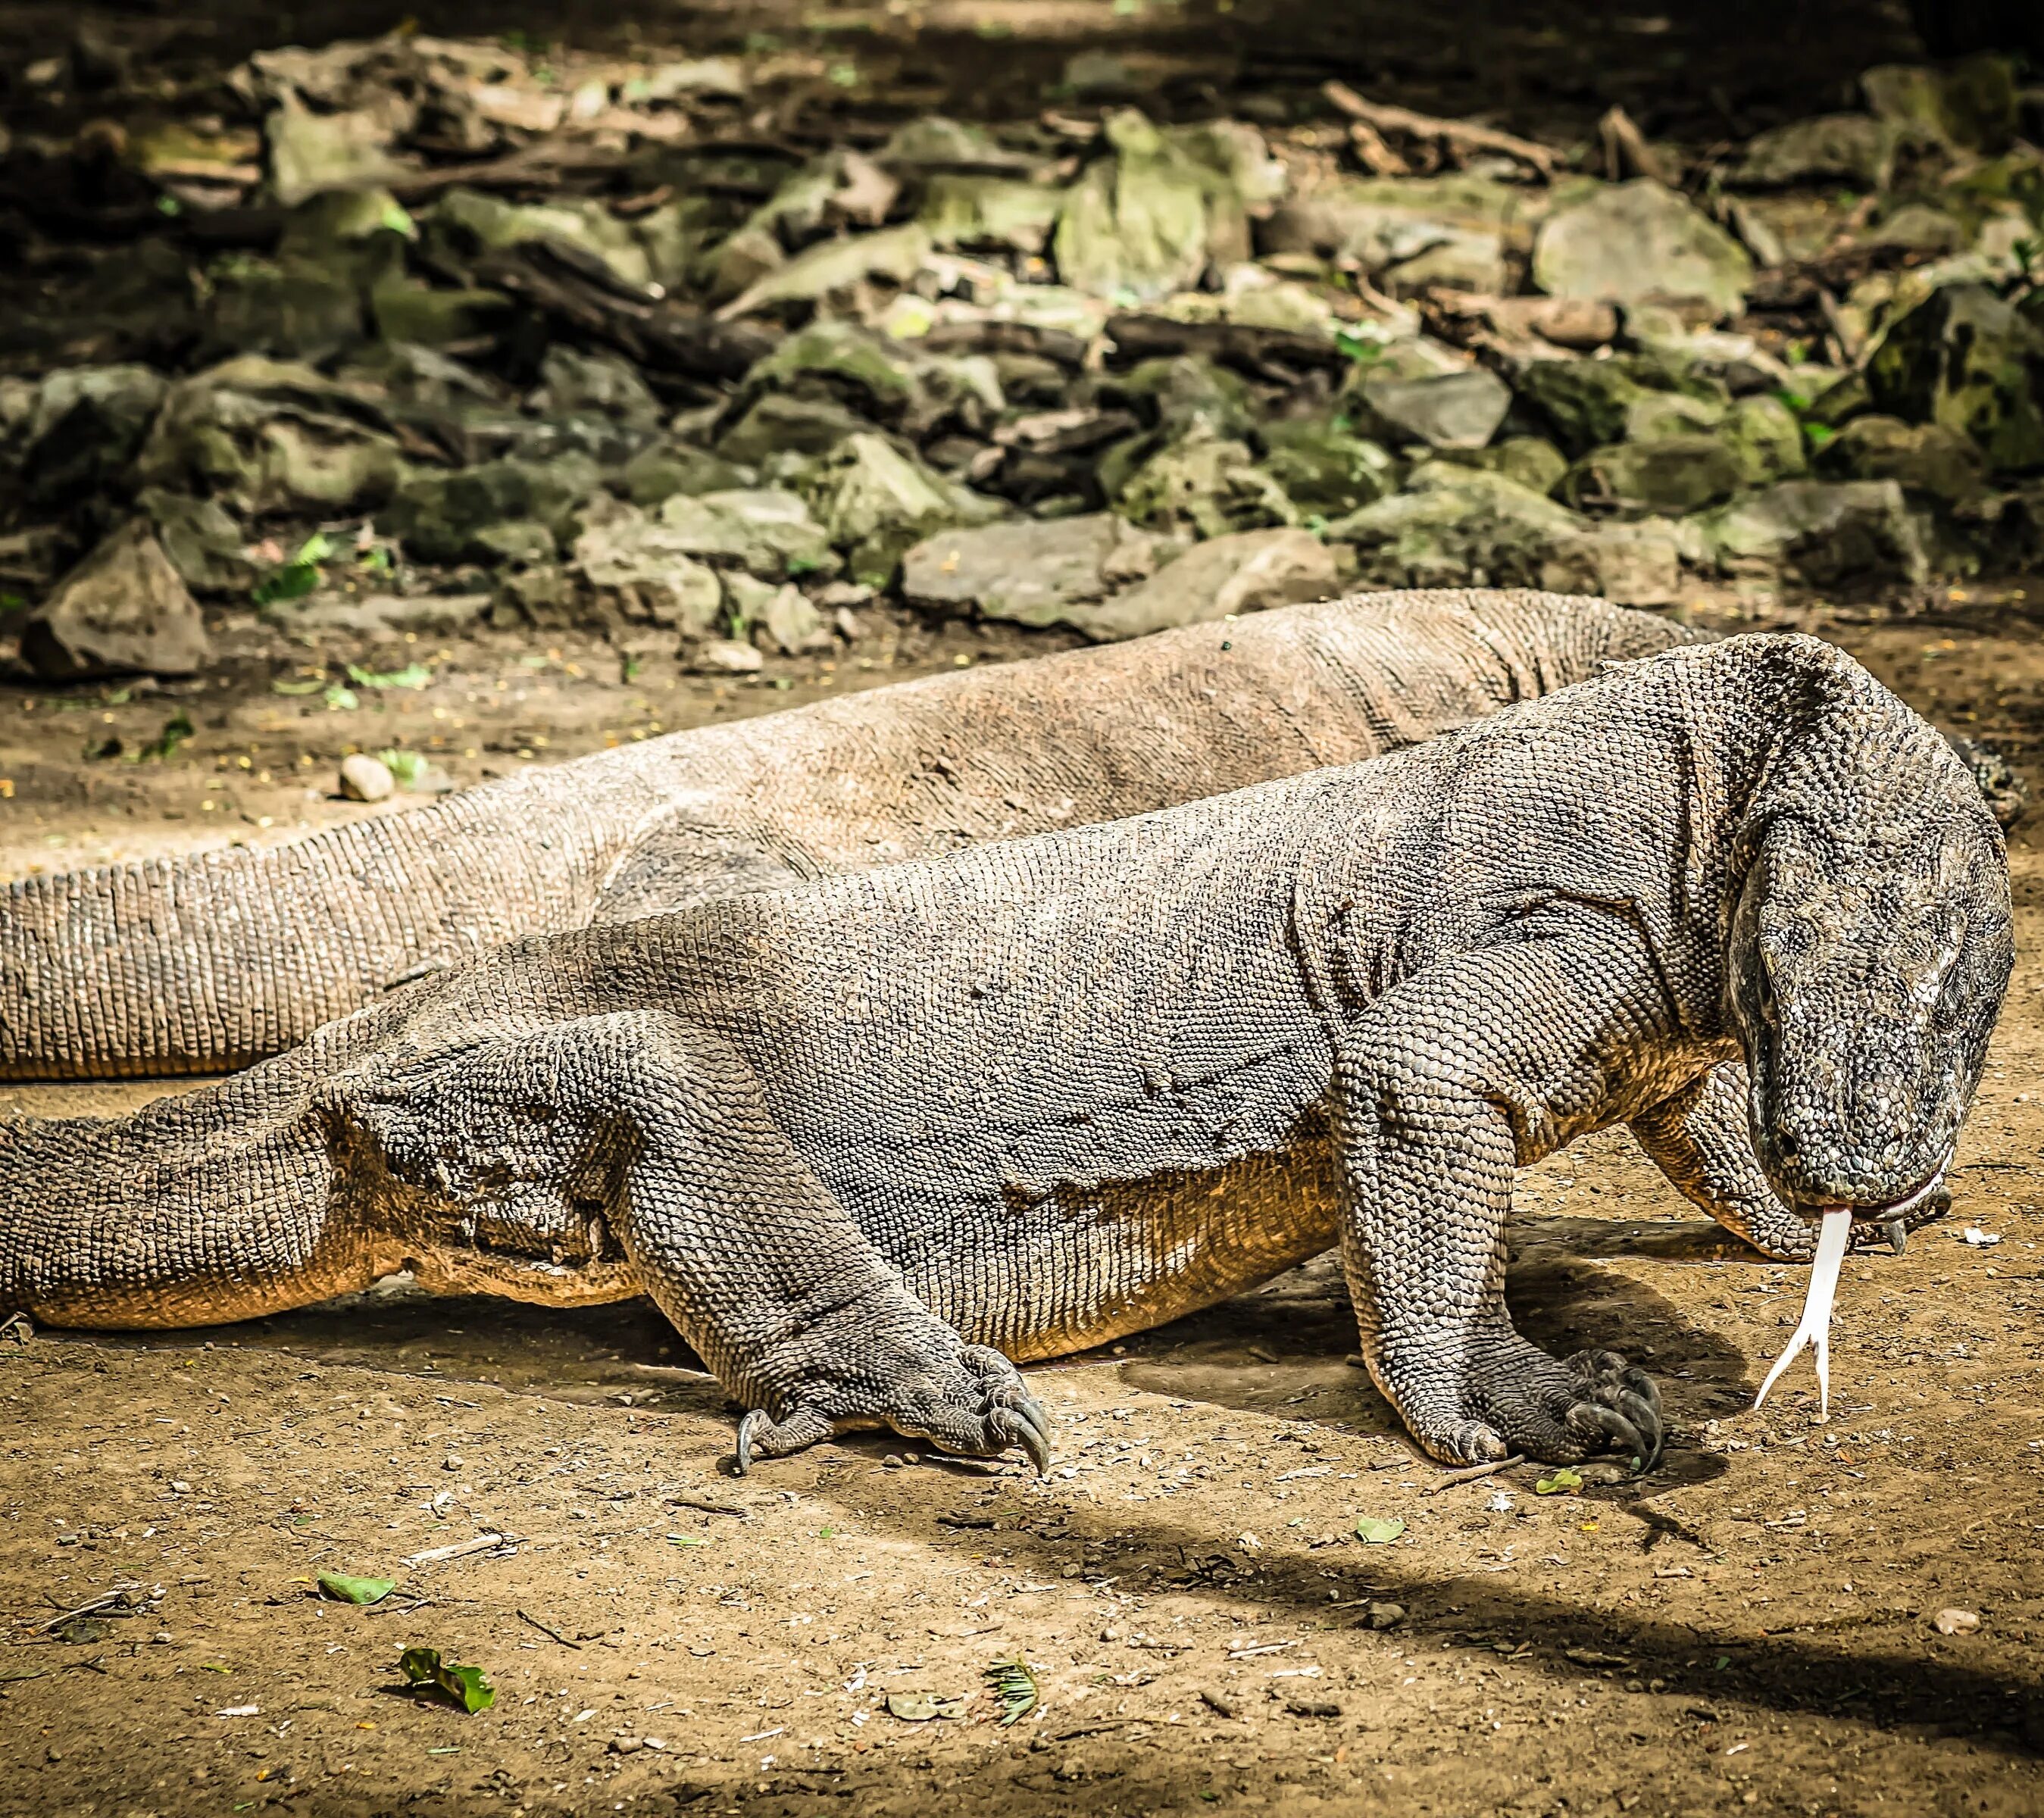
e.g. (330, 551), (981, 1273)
(1756, 1168), (1948, 1419)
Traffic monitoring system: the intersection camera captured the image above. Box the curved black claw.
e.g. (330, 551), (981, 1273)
(733, 1408), (769, 1477)
(1565, 1350), (1665, 1473)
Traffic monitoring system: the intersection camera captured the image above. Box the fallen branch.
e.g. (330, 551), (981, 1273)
(1421, 1455), (1524, 1494)
(402, 1531), (514, 1569)
(1322, 81), (1562, 179)
(476, 239), (774, 386)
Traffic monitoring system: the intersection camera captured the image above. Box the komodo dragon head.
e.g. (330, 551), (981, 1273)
(1726, 643), (2014, 1232)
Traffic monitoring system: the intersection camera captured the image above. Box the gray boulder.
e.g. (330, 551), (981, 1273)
(1533, 181), (1753, 321)
(1069, 528), (1338, 642)
(804, 434), (1005, 588)
(136, 358), (405, 520)
(900, 514), (1173, 629)
(20, 364), (167, 512)
(1814, 415), (1986, 504)
(1563, 435), (1747, 514)
(379, 454), (602, 564)
(21, 520), (211, 681)
(1729, 115), (1897, 189)
(1355, 368), (1511, 452)
(571, 511), (727, 636)
(1683, 479), (1927, 588)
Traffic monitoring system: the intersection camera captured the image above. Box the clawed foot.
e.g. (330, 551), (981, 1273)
(732, 1344), (1052, 1477)
(1416, 1342), (1664, 1472)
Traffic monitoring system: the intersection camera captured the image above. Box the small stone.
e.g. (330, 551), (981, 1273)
(1932, 1607), (1980, 1635)
(339, 754), (395, 803)
(1364, 1601), (1406, 1630)
(689, 639), (764, 676)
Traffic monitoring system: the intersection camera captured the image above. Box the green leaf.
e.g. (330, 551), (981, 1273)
(377, 749), (427, 789)
(399, 1647), (495, 1713)
(1334, 329), (1386, 365)
(155, 195), (183, 217)
(129, 709), (195, 764)
(1534, 1467), (1583, 1495)
(666, 1534), (705, 1548)
(985, 1657), (1039, 1726)
(272, 676), (327, 695)
(317, 1572), (395, 1605)
(1354, 1516), (1405, 1544)
(0, 591), (27, 617)
(1802, 422), (1837, 452)
(378, 200), (417, 239)
(345, 661), (433, 691)
(323, 684), (360, 713)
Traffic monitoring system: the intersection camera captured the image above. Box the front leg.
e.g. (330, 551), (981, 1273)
(1631, 1062), (1944, 1260)
(1330, 927), (1664, 1468)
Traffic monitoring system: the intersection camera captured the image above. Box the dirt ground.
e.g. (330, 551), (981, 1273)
(0, 583), (2041, 1818)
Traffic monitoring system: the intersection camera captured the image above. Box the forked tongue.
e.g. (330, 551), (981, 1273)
(1753, 1207), (1852, 1418)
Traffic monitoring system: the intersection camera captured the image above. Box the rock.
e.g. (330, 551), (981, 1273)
(529, 347), (662, 426)
(1108, 356), (1257, 443)
(1930, 1606), (1981, 1636)
(901, 514), (1172, 628)
(1564, 435), (1747, 514)
(716, 394), (877, 469)
(1533, 180), (1753, 321)
(276, 591), (492, 639)
(1552, 518), (1683, 607)
(742, 321), (924, 423)
(1052, 112), (1279, 303)
(655, 488), (840, 583)
(338, 753), (395, 803)
(1729, 115), (1897, 189)
(1865, 283), (2044, 476)
(266, 95), (406, 206)
(1721, 395), (1809, 486)
(717, 223), (933, 319)
(427, 186), (657, 290)
(758, 583), (831, 655)
(201, 255), (366, 361)
(620, 442), (756, 508)
(275, 187), (414, 287)
(368, 280), (511, 348)
(1513, 359), (1658, 457)
(804, 434), (1004, 588)
(1258, 174), (1533, 290)
(1355, 368), (1511, 452)
(1855, 203), (1967, 259)
(1364, 1601), (1406, 1631)
(687, 639), (764, 675)
(1683, 479), (1927, 589)
(1117, 431), (1298, 539)
(1815, 415), (1986, 504)
(1324, 464), (1582, 590)
(380, 454), (602, 564)
(1864, 59), (2018, 155)
(470, 520), (558, 568)
(1259, 420), (1400, 517)
(922, 176), (1064, 255)
(571, 511), (726, 636)
(19, 364), (167, 512)
(1071, 527), (1338, 642)
(20, 519), (211, 681)
(137, 489), (255, 595)
(1436, 436), (1571, 498)
(136, 357), (405, 520)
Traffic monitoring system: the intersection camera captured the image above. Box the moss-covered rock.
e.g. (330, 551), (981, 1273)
(1814, 414), (1987, 504)
(1117, 430), (1299, 539)
(1865, 283), (2044, 476)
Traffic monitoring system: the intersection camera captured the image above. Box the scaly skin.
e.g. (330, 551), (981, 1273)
(0, 636), (2011, 1472)
(0, 590), (1694, 1081)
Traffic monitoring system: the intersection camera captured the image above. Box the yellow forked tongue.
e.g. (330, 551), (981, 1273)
(1753, 1207), (1852, 1419)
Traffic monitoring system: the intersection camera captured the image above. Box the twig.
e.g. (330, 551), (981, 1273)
(1423, 1455), (1525, 1494)
(667, 1493), (749, 1519)
(1342, 117), (1409, 176)
(516, 1608), (582, 1650)
(627, 1362), (717, 1385)
(1597, 106), (1674, 185)
(27, 1585), (156, 1632)
(1322, 81), (1562, 177)
(402, 1532), (513, 1569)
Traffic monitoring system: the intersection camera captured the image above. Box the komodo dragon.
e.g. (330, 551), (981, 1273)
(0, 589), (1695, 1082)
(0, 635), (2011, 1473)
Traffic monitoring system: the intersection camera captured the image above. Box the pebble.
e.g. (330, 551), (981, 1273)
(689, 639), (764, 676)
(339, 754), (395, 803)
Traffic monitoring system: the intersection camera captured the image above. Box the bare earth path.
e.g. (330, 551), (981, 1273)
(0, 603), (2040, 1816)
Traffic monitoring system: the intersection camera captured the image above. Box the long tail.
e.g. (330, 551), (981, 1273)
(0, 591), (1698, 1081)
(0, 1044), (380, 1326)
